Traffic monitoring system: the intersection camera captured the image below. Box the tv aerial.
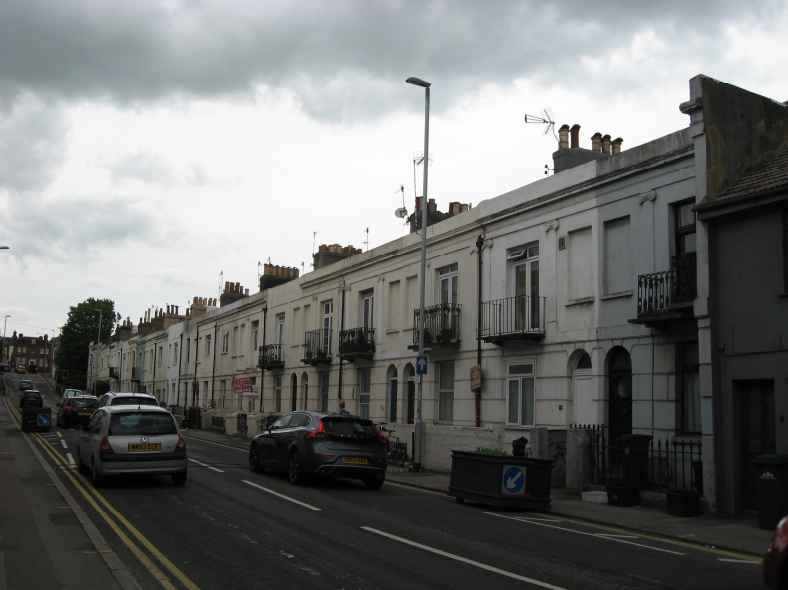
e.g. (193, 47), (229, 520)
(525, 107), (558, 142)
(394, 184), (408, 219)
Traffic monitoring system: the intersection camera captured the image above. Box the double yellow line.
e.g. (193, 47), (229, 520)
(10, 404), (201, 590)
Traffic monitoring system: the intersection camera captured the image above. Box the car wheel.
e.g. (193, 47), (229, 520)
(288, 452), (308, 486)
(76, 449), (89, 475)
(249, 445), (262, 473)
(90, 458), (105, 488)
(171, 472), (187, 486)
(364, 475), (385, 490)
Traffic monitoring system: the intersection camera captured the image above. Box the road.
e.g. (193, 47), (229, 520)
(3, 373), (763, 590)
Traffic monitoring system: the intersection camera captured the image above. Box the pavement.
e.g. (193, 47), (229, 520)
(181, 426), (775, 559)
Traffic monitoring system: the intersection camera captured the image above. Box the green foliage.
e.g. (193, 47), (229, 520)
(55, 298), (120, 390)
(474, 447), (512, 457)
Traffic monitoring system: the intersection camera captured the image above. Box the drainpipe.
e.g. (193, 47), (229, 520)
(192, 325), (199, 409)
(338, 286), (345, 400)
(176, 331), (183, 408)
(261, 307), (267, 413)
(211, 324), (217, 411)
(475, 234), (484, 428)
(152, 343), (157, 399)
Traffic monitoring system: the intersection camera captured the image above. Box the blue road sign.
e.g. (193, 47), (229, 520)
(37, 413), (51, 427)
(501, 465), (526, 495)
(416, 356), (428, 375)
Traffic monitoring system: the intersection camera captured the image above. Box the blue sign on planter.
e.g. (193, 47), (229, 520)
(501, 465), (526, 495)
(37, 413), (51, 427)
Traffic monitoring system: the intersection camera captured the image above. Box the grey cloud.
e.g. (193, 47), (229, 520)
(106, 151), (177, 187)
(0, 0), (782, 121)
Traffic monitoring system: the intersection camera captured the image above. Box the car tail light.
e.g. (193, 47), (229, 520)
(175, 435), (186, 451)
(65, 406), (72, 414)
(308, 421), (327, 439)
(99, 436), (115, 454)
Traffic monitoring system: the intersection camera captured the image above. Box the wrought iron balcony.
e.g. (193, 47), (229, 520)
(131, 366), (143, 382)
(302, 328), (332, 365)
(479, 295), (546, 345)
(338, 327), (375, 360)
(410, 303), (461, 349)
(633, 252), (696, 324)
(108, 366), (119, 379)
(259, 344), (285, 369)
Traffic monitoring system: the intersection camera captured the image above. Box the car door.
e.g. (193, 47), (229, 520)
(258, 414), (294, 466)
(275, 413), (309, 466)
(80, 411), (106, 465)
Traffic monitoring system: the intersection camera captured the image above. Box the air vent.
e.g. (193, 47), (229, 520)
(558, 236), (567, 250)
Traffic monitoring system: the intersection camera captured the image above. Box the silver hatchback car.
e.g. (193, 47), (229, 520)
(77, 406), (187, 487)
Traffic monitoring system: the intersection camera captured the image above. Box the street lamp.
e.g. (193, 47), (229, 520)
(2, 315), (9, 362)
(406, 76), (431, 472)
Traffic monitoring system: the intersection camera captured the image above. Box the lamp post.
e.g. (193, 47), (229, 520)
(406, 76), (431, 472)
(2, 315), (9, 363)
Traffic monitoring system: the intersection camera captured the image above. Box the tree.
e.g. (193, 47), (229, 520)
(55, 298), (120, 391)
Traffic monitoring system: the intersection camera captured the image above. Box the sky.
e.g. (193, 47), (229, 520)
(1, 0), (787, 340)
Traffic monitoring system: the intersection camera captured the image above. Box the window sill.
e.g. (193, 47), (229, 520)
(506, 424), (533, 430)
(386, 329), (400, 334)
(565, 297), (595, 307)
(600, 290), (633, 301)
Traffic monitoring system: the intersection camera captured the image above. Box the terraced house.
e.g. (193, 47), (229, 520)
(87, 75), (788, 515)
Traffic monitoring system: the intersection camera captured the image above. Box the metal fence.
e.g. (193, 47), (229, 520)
(573, 424), (702, 493)
(411, 303), (461, 346)
(636, 252), (697, 318)
(479, 295), (545, 340)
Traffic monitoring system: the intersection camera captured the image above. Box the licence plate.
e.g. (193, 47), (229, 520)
(342, 457), (368, 465)
(78, 412), (91, 416)
(129, 443), (161, 452)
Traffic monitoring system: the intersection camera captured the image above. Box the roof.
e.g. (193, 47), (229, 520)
(696, 148), (788, 210)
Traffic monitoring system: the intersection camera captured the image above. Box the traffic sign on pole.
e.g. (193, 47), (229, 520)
(416, 356), (428, 375)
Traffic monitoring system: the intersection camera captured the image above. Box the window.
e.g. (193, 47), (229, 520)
(680, 342), (701, 433)
(510, 243), (540, 330)
(439, 265), (458, 307)
(322, 301), (333, 353)
(568, 227), (592, 300)
(603, 217), (631, 294)
(508, 363), (535, 426)
(220, 380), (226, 408)
(387, 281), (400, 330)
(173, 342), (179, 365)
(359, 368), (371, 419)
(186, 339), (191, 363)
(277, 314), (286, 346)
(233, 326), (239, 354)
(168, 344), (172, 365)
(205, 334), (212, 357)
(275, 376), (282, 413)
(158, 346), (163, 367)
(361, 291), (374, 329)
(438, 362), (454, 422)
(675, 200), (696, 255)
(222, 330), (229, 353)
(252, 321), (259, 352)
(320, 372), (329, 413)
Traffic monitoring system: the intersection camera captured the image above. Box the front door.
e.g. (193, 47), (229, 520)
(291, 374), (298, 412)
(608, 348), (632, 464)
(740, 380), (776, 511)
(407, 379), (415, 424)
(439, 266), (458, 331)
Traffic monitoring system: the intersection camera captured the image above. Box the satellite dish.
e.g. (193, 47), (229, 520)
(395, 207), (409, 218)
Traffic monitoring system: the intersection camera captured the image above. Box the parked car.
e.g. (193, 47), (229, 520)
(61, 388), (84, 402)
(764, 515), (788, 590)
(76, 406), (187, 487)
(19, 380), (34, 391)
(57, 396), (98, 429)
(96, 392), (159, 409)
(248, 411), (387, 489)
(0, 364), (11, 373)
(20, 389), (43, 408)
(15, 365), (26, 373)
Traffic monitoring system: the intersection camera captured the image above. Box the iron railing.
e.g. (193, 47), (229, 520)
(636, 252), (697, 318)
(480, 296), (545, 341)
(259, 344), (285, 368)
(338, 327), (375, 357)
(573, 424), (703, 493)
(412, 303), (461, 346)
(303, 329), (332, 363)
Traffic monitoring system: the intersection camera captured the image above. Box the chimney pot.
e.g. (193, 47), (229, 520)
(428, 198), (436, 212)
(612, 137), (623, 155)
(591, 132), (602, 152)
(602, 134), (611, 155)
(558, 124), (570, 149)
(245, 288), (249, 295)
(570, 124), (581, 148)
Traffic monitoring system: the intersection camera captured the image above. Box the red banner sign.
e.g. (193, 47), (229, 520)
(233, 377), (253, 394)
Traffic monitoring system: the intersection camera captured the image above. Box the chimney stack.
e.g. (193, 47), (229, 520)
(591, 132), (602, 152)
(570, 124), (580, 148)
(601, 134), (611, 155)
(611, 137), (623, 155)
(558, 124), (570, 149)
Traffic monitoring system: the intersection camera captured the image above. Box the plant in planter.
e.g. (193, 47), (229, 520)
(305, 349), (313, 359)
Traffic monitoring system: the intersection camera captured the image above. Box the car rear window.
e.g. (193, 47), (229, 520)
(322, 417), (379, 440)
(108, 412), (177, 436)
(71, 399), (97, 409)
(110, 396), (159, 406)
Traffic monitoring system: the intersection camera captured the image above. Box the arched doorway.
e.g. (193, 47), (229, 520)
(403, 363), (415, 424)
(387, 365), (398, 423)
(290, 373), (298, 412)
(301, 372), (309, 411)
(571, 351), (593, 425)
(607, 347), (632, 447)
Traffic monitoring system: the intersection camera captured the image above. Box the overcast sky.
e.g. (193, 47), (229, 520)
(1, 0), (786, 340)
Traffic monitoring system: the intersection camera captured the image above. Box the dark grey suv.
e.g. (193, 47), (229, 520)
(249, 411), (387, 489)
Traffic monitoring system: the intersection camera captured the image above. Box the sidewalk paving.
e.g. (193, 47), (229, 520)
(185, 426), (772, 559)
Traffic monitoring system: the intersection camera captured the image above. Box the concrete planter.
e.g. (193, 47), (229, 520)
(665, 490), (701, 517)
(21, 406), (52, 432)
(606, 483), (640, 507)
(448, 450), (553, 509)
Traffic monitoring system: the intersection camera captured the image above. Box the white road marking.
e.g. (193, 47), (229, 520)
(595, 534), (640, 539)
(60, 440), (68, 449)
(484, 512), (685, 556)
(188, 458), (224, 473)
(57, 431), (63, 438)
(718, 559), (760, 564)
(361, 526), (568, 589)
(66, 453), (75, 467)
(242, 480), (321, 511)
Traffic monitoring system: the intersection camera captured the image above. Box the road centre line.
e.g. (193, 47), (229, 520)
(242, 480), (321, 511)
(30, 430), (202, 590)
(67, 453), (75, 467)
(361, 526), (568, 589)
(183, 434), (247, 453)
(485, 512), (685, 556)
(60, 439), (68, 448)
(718, 559), (760, 564)
(188, 458), (224, 473)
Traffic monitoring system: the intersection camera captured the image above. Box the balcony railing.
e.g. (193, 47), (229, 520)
(259, 344), (285, 369)
(636, 252), (697, 320)
(410, 303), (460, 349)
(131, 366), (142, 382)
(479, 295), (545, 344)
(302, 329), (332, 365)
(109, 367), (119, 379)
(338, 327), (375, 360)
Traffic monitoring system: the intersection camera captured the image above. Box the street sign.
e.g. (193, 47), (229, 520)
(501, 465), (526, 495)
(470, 364), (481, 392)
(416, 356), (428, 375)
(37, 413), (51, 427)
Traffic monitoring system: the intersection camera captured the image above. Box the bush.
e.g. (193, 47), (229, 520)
(475, 447), (512, 457)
